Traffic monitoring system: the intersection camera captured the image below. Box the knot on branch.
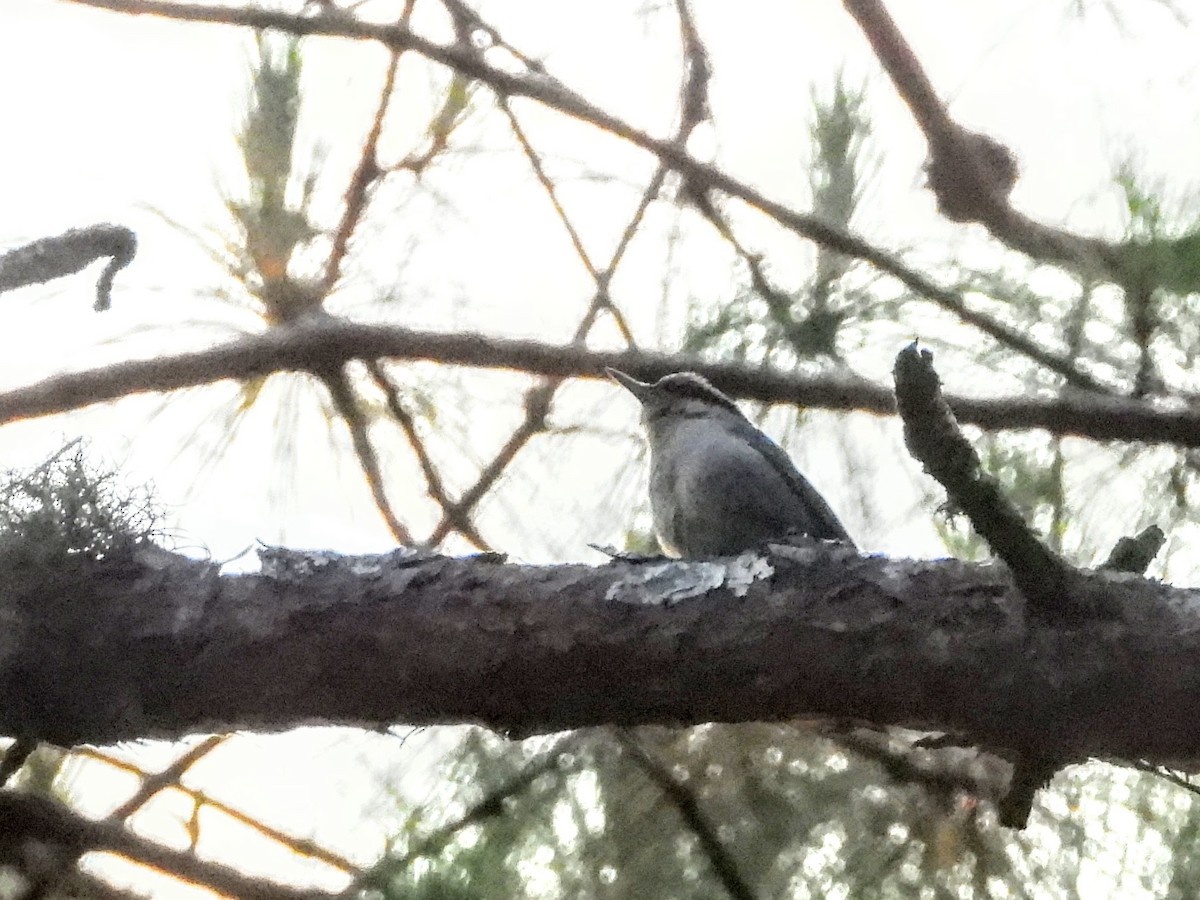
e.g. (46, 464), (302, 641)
(926, 127), (1019, 222)
(1101, 525), (1166, 575)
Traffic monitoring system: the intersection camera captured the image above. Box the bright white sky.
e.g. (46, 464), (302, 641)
(1, 0), (1198, 896)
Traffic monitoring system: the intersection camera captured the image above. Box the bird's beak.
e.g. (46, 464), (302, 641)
(605, 367), (654, 403)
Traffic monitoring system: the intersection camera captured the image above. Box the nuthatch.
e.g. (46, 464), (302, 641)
(607, 369), (855, 556)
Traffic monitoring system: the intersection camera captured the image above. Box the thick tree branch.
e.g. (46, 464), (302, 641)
(5, 318), (1200, 447)
(4, 544), (1200, 769)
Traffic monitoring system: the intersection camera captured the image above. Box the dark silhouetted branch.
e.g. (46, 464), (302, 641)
(618, 730), (755, 900)
(0, 791), (336, 900)
(7, 320), (1200, 446)
(893, 342), (1080, 621)
(76, 746), (360, 874)
(66, 0), (1135, 360)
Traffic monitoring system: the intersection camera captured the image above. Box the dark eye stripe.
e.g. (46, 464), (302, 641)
(655, 373), (743, 415)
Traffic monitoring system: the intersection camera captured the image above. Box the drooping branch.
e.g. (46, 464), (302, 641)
(0, 225), (137, 312)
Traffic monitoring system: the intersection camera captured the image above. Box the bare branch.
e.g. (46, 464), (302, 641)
(365, 359), (492, 550)
(109, 735), (228, 822)
(892, 342), (1079, 621)
(319, 4), (411, 295)
(25, 736), (230, 898)
(320, 365), (415, 544)
(617, 730), (756, 900)
(5, 318), (1200, 447)
(66, 0), (1101, 357)
(0, 791), (337, 900)
(426, 381), (552, 545)
(0, 225), (136, 312)
(833, 729), (1007, 806)
(838, 0), (1184, 295)
(346, 731), (580, 897)
(75, 747), (361, 874)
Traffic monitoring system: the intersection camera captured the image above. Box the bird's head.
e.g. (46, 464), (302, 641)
(606, 368), (744, 426)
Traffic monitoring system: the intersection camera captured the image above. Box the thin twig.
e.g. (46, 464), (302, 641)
(616, 731), (756, 900)
(320, 365), (415, 544)
(834, 730), (1006, 802)
(422, 0), (687, 544)
(23, 736), (231, 899)
(498, 95), (599, 278)
(426, 383), (552, 544)
(1132, 760), (1200, 800)
(342, 733), (578, 896)
(74, 746), (361, 875)
(109, 735), (228, 821)
(64, 0), (1129, 369)
(308, 2), (419, 546)
(0, 791), (337, 900)
(364, 358), (492, 550)
(319, 0), (415, 294)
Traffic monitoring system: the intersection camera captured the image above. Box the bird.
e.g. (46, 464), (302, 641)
(607, 368), (855, 557)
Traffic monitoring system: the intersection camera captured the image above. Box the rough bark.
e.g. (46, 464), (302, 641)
(2, 543), (1199, 769)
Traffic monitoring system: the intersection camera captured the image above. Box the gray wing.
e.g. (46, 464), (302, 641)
(671, 422), (855, 554)
(731, 420), (854, 545)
